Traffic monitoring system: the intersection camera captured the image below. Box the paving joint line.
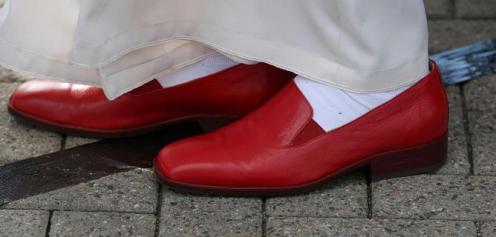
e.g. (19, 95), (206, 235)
(428, 18), (496, 22)
(428, 16), (457, 20)
(266, 215), (494, 222)
(366, 170), (373, 219)
(44, 210), (53, 237)
(454, 17), (496, 20)
(459, 83), (475, 175)
(153, 184), (163, 237)
(261, 198), (268, 237)
(0, 207), (156, 215)
(450, 0), (457, 18)
(449, 0), (457, 17)
(475, 221), (483, 237)
(59, 134), (67, 151)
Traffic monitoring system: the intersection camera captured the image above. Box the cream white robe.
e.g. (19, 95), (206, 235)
(0, 0), (429, 99)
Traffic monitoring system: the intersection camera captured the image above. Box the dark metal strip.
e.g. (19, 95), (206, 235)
(0, 123), (202, 206)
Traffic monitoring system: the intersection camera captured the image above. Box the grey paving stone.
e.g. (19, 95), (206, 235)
(0, 82), (18, 126)
(428, 20), (496, 53)
(372, 175), (496, 220)
(3, 169), (158, 213)
(0, 66), (31, 83)
(425, 0), (454, 18)
(0, 209), (49, 237)
(0, 82), (62, 165)
(481, 222), (496, 237)
(266, 173), (367, 218)
(266, 217), (476, 237)
(455, 0), (496, 18)
(435, 86), (470, 175)
(464, 76), (496, 175)
(49, 211), (156, 237)
(64, 136), (100, 149)
(159, 189), (262, 237)
(0, 124), (62, 165)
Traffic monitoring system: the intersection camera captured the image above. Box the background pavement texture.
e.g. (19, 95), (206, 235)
(0, 0), (496, 236)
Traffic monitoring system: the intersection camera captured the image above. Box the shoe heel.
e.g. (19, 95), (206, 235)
(369, 133), (448, 180)
(196, 117), (237, 133)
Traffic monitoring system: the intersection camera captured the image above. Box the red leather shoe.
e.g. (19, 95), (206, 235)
(8, 64), (293, 138)
(154, 61), (449, 196)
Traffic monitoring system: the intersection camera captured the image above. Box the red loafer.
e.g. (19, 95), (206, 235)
(8, 64), (293, 138)
(154, 61), (448, 196)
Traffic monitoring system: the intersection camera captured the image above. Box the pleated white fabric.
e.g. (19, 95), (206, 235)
(0, 0), (429, 100)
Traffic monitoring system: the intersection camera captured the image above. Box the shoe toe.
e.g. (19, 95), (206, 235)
(154, 134), (241, 187)
(9, 79), (70, 118)
(155, 137), (209, 185)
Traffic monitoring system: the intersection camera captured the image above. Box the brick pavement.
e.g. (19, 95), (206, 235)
(0, 1), (496, 236)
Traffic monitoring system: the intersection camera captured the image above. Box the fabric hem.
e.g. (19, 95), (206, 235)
(70, 20), (430, 93)
(0, 19), (430, 96)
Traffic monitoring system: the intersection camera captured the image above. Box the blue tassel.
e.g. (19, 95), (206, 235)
(432, 38), (496, 85)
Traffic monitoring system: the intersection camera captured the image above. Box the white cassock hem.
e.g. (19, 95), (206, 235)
(0, 0), (430, 100)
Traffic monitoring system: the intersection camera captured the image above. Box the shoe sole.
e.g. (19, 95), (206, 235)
(8, 103), (237, 138)
(154, 132), (448, 197)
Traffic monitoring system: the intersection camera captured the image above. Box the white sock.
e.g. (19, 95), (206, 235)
(295, 75), (414, 132)
(158, 54), (239, 88)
